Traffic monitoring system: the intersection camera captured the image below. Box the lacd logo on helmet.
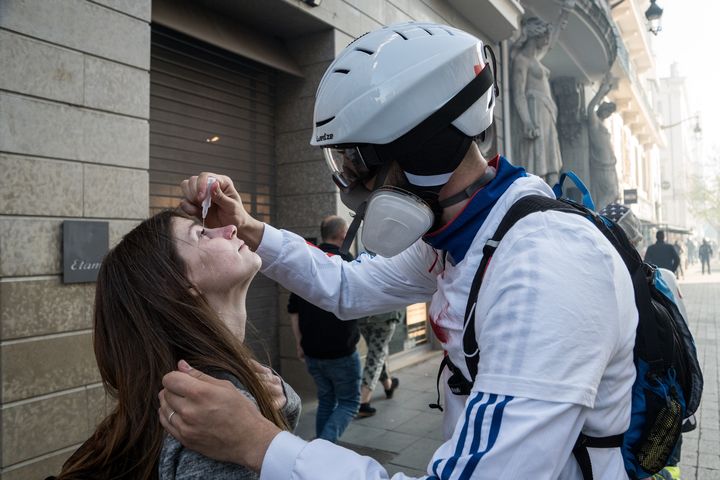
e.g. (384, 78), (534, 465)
(315, 132), (334, 142)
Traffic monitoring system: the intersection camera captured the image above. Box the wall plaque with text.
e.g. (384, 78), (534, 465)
(63, 221), (109, 284)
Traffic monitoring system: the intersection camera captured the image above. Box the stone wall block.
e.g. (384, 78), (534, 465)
(0, 93), (148, 167)
(323, 6), (381, 41)
(0, 278), (94, 340)
(2, 332), (100, 403)
(276, 62), (328, 102)
(277, 160), (335, 196)
(0, 30), (83, 104)
(109, 219), (142, 248)
(343, 0), (387, 24)
(0, 154), (83, 216)
(0, 446), (74, 480)
(0, 217), (62, 276)
(275, 129), (320, 165)
(91, 0), (152, 21)
(84, 56), (150, 118)
(81, 111), (149, 169)
(279, 324), (297, 359)
(276, 96), (316, 134)
(275, 193), (337, 230)
(0, 0), (150, 69)
(83, 165), (148, 218)
(284, 30), (336, 67)
(0, 93), (84, 160)
(1, 389), (88, 466)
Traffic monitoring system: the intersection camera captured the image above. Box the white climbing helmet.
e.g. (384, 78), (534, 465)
(310, 22), (496, 148)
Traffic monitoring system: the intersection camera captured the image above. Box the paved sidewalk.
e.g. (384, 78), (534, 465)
(676, 260), (720, 480)
(293, 355), (445, 476)
(294, 260), (720, 478)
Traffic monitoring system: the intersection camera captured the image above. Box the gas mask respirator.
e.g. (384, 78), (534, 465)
(324, 147), (495, 258)
(324, 147), (435, 258)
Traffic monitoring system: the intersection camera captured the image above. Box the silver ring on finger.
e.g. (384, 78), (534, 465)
(168, 410), (176, 425)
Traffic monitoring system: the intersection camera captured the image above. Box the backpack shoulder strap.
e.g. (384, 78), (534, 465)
(463, 195), (582, 379)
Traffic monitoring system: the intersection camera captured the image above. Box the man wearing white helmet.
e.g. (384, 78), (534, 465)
(162, 22), (637, 480)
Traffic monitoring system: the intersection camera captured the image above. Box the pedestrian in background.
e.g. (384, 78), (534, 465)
(699, 239), (713, 275)
(645, 230), (680, 274)
(288, 216), (362, 443)
(686, 238), (696, 267)
(673, 240), (684, 280)
(356, 309), (404, 417)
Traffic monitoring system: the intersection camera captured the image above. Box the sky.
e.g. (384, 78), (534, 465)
(652, 0), (719, 160)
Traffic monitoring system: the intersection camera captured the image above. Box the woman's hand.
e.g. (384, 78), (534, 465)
(179, 172), (265, 249)
(250, 359), (287, 410)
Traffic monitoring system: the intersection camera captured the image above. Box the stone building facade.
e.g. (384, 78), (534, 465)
(0, 0), (522, 476)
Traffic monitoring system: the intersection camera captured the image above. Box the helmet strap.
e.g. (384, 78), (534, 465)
(386, 65), (494, 155)
(438, 165), (496, 208)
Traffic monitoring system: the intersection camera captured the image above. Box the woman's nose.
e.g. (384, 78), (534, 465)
(221, 224), (237, 239)
(208, 225), (237, 239)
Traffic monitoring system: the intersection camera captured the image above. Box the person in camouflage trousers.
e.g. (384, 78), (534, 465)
(356, 309), (405, 417)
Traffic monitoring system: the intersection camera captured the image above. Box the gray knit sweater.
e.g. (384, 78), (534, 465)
(158, 372), (301, 480)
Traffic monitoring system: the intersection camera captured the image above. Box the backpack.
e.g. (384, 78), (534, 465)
(458, 188), (703, 479)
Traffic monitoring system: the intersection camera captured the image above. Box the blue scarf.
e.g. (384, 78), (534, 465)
(423, 156), (526, 265)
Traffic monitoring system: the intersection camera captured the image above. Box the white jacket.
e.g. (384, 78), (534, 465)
(256, 175), (637, 479)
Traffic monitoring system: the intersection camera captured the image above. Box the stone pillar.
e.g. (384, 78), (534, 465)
(0, 1), (151, 477)
(272, 29), (348, 398)
(552, 77), (590, 197)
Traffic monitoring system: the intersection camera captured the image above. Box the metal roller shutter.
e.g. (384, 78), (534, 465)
(149, 25), (279, 358)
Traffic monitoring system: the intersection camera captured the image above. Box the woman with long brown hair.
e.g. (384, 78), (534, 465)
(50, 209), (300, 479)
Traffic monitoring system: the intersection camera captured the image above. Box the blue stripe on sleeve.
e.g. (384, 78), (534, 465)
(427, 459), (443, 480)
(439, 393), (498, 479)
(468, 394), (498, 453)
(432, 392), (485, 479)
(457, 395), (514, 480)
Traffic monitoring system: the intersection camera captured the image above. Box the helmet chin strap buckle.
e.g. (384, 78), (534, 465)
(438, 165), (496, 209)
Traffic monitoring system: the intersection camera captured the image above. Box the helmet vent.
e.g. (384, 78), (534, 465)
(334, 69), (350, 74)
(315, 117), (334, 127)
(355, 47), (374, 55)
(420, 27), (434, 35)
(394, 30), (409, 40)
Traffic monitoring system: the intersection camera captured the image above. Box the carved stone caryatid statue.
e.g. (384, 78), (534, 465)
(587, 73), (620, 209)
(511, 1), (574, 186)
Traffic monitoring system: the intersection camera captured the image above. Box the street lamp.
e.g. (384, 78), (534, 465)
(659, 114), (702, 140)
(645, 0), (663, 35)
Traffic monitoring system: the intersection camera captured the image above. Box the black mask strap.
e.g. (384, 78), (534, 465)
(340, 202), (366, 256)
(339, 161), (393, 256)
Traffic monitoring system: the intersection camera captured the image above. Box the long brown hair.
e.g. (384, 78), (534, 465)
(56, 210), (287, 479)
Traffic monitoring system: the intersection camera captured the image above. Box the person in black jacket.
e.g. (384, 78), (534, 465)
(288, 216), (362, 443)
(645, 230), (680, 273)
(699, 239), (713, 275)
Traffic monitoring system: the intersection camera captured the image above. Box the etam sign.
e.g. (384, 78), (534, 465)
(63, 221), (108, 284)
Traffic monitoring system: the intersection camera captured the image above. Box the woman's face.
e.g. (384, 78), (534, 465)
(172, 217), (261, 296)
